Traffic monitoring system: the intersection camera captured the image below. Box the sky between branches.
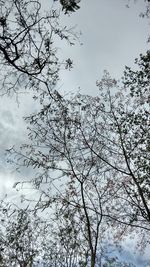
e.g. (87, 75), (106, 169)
(0, 0), (149, 265)
(0, 0), (149, 222)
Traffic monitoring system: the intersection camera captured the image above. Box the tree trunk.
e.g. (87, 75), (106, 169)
(91, 253), (96, 267)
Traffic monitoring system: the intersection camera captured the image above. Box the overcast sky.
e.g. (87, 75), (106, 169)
(0, 0), (149, 264)
(0, 0), (149, 216)
(0, 0), (149, 213)
(57, 0), (149, 95)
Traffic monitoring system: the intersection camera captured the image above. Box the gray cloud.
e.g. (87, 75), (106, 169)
(56, 0), (149, 95)
(0, 1), (149, 264)
(0, 93), (40, 201)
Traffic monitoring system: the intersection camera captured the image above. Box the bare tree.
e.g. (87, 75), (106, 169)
(1, 0), (149, 265)
(8, 52), (150, 266)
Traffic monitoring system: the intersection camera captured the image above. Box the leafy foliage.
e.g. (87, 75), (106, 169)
(0, 206), (42, 266)
(59, 0), (81, 14)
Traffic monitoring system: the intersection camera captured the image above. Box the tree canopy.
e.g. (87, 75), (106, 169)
(0, 0), (149, 267)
